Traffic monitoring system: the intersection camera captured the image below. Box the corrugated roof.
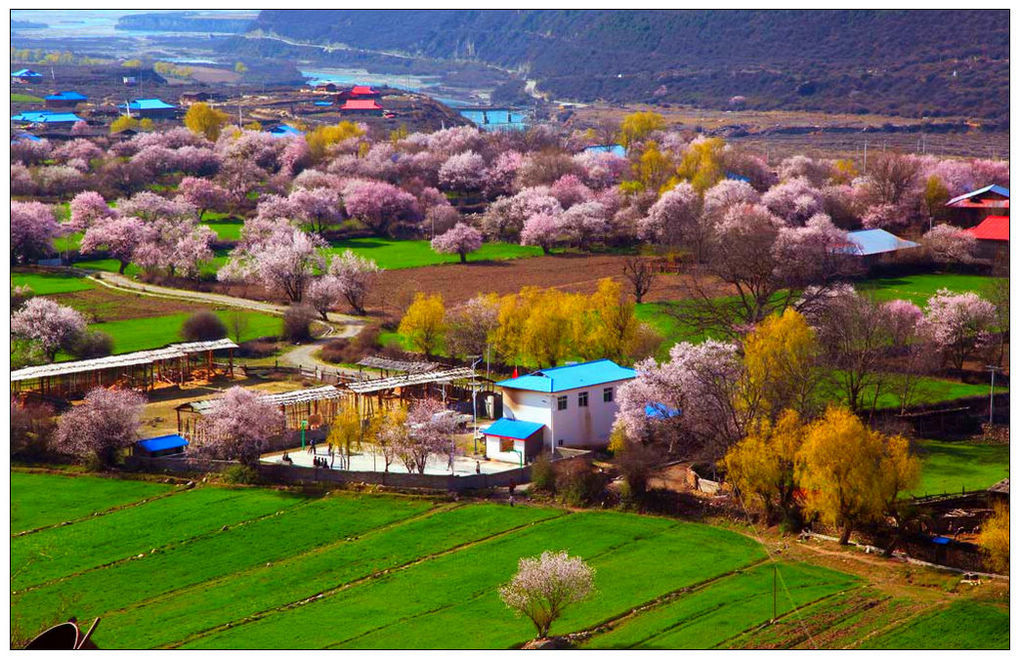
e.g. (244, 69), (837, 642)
(964, 215), (1009, 241)
(267, 124), (303, 137)
(341, 99), (382, 111)
(835, 229), (920, 257)
(497, 359), (636, 393)
(122, 98), (176, 110)
(346, 367), (478, 394)
(186, 385), (345, 415)
(582, 144), (626, 157)
(645, 403), (681, 419)
(351, 85), (377, 95)
(482, 418), (545, 440)
(12, 69), (42, 77)
(45, 91), (87, 101)
(946, 184), (1010, 207)
(137, 434), (189, 452)
(11, 339), (237, 382)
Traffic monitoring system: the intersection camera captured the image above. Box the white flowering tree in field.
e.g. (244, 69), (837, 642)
(499, 550), (595, 638)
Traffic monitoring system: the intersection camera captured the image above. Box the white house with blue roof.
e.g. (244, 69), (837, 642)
(482, 359), (636, 461)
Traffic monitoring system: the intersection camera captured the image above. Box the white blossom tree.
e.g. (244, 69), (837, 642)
(499, 551), (595, 639)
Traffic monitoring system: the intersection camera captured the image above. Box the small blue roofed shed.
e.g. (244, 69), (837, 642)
(497, 359), (636, 393)
(135, 434), (189, 457)
(836, 229), (919, 257)
(483, 418), (545, 440)
(12, 68), (43, 81)
(483, 419), (544, 465)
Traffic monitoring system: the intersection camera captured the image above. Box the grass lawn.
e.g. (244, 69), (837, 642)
(10, 472), (172, 534)
(326, 237), (543, 270)
(857, 273), (999, 306)
(12, 93), (44, 103)
(860, 600), (1008, 649)
(11, 270), (94, 295)
(62, 309), (282, 357)
(75, 250), (230, 279)
(202, 212), (244, 241)
(53, 229), (83, 253)
(909, 439), (1010, 497)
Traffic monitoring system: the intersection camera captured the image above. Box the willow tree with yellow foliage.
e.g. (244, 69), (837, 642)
(184, 102), (231, 141)
(398, 293), (447, 356)
(306, 121), (366, 161)
(795, 406), (919, 544)
(621, 142), (674, 194)
(979, 504), (1009, 573)
(618, 111), (665, 151)
(670, 136), (726, 192)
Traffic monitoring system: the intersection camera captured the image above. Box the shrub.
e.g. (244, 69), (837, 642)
(223, 464), (262, 485)
(68, 329), (114, 360)
(237, 339), (279, 358)
(11, 399), (56, 459)
(556, 460), (606, 507)
(283, 304), (316, 343)
(530, 453), (556, 494)
(181, 310), (228, 341)
(319, 325), (382, 364)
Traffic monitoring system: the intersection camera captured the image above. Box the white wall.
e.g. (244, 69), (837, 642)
(499, 379), (630, 449)
(485, 436), (528, 465)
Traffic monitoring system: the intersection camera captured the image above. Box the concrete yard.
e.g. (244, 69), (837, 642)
(261, 445), (523, 476)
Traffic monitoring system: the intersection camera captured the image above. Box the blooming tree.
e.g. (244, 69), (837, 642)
(177, 176), (229, 218)
(325, 249), (381, 315)
(438, 150), (488, 193)
(520, 212), (563, 254)
(761, 177), (824, 225)
(397, 398), (459, 474)
(482, 187), (562, 241)
(860, 202), (906, 230)
(175, 145), (221, 177)
(80, 216), (156, 274)
(638, 181), (703, 248)
(11, 297), (87, 361)
(445, 293), (501, 359)
(559, 201), (610, 249)
(702, 179), (760, 222)
(922, 223), (977, 265)
(431, 222), (483, 263)
(499, 551), (595, 639)
(11, 137), (51, 165)
(218, 221), (326, 302)
(11, 201), (62, 264)
(288, 186), (343, 234)
(34, 165), (86, 196)
(343, 180), (421, 236)
(548, 174), (594, 209)
(304, 276), (344, 320)
(69, 191), (114, 230)
(920, 289), (997, 369)
(53, 139), (104, 167)
(117, 191), (197, 223)
(54, 388), (145, 467)
(193, 387), (285, 466)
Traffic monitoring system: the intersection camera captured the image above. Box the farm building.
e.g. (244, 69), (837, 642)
(120, 98), (178, 120)
(44, 91), (88, 109)
(11, 111), (84, 126)
(834, 228), (920, 268)
(489, 360), (636, 455)
(340, 99), (384, 116)
(482, 418), (544, 465)
(175, 385), (345, 441)
(12, 68), (44, 83)
(134, 434), (189, 458)
(964, 215), (1009, 263)
(946, 184), (1009, 227)
(178, 91), (213, 105)
(349, 85), (381, 99)
(10, 339), (237, 400)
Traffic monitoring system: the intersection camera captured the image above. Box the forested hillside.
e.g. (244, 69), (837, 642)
(248, 10), (1008, 122)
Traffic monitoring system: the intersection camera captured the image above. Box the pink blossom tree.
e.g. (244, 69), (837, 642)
(702, 179), (760, 222)
(216, 158), (267, 204)
(293, 168), (342, 190)
(177, 176), (229, 219)
(130, 145), (180, 177)
(343, 180), (421, 237)
(280, 136), (311, 177)
(175, 145), (221, 177)
(69, 191), (114, 230)
(71, 120), (90, 136)
(520, 212), (563, 254)
(922, 224), (977, 265)
(11, 163), (36, 195)
(638, 181), (703, 249)
(860, 203), (907, 230)
(883, 299), (924, 348)
(560, 201), (610, 250)
(777, 155), (833, 186)
(304, 276), (345, 320)
(218, 220), (326, 302)
(11, 137), (51, 165)
(11, 201), (62, 264)
(11, 297), (87, 361)
(431, 222), (484, 263)
(289, 186), (343, 234)
(572, 150), (629, 189)
(398, 398), (459, 474)
(772, 213), (857, 290)
(34, 165), (86, 196)
(80, 216), (156, 273)
(54, 388), (145, 467)
(438, 150), (488, 193)
(920, 289), (997, 369)
(549, 174), (594, 209)
(761, 177), (824, 225)
(192, 387), (285, 466)
(117, 191), (198, 223)
(499, 551), (595, 639)
(483, 187), (563, 241)
(53, 139), (104, 167)
(485, 150), (524, 197)
(325, 249), (381, 315)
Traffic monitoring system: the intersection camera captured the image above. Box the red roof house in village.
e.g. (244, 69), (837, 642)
(340, 99), (384, 116)
(946, 184), (1009, 227)
(964, 215), (1009, 264)
(350, 85), (380, 98)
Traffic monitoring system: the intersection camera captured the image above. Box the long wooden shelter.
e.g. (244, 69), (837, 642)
(11, 339), (237, 400)
(345, 367), (490, 419)
(176, 385), (345, 441)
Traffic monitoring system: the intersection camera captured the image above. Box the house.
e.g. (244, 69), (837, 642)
(946, 184), (1009, 227)
(486, 360), (637, 459)
(833, 228), (920, 269)
(134, 434), (189, 458)
(11, 111), (84, 126)
(120, 98), (178, 120)
(178, 91), (213, 106)
(350, 85), (380, 99)
(44, 91), (88, 109)
(12, 68), (44, 83)
(122, 76), (138, 86)
(339, 99), (384, 116)
(482, 418), (544, 465)
(964, 215), (1008, 263)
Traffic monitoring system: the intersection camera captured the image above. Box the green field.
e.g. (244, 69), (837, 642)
(858, 273), (1000, 306)
(910, 439), (1010, 497)
(326, 237), (543, 270)
(12, 471), (1004, 649)
(62, 309), (282, 357)
(53, 230), (83, 253)
(75, 251), (230, 279)
(202, 212), (244, 242)
(12, 93), (44, 103)
(12, 270), (94, 295)
(860, 600), (1008, 649)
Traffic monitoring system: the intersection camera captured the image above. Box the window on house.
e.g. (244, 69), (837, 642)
(578, 391), (589, 407)
(603, 387), (613, 402)
(557, 395), (567, 411)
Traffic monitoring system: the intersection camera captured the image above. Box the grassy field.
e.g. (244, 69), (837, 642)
(326, 237), (543, 270)
(860, 600), (1008, 649)
(64, 309), (282, 357)
(909, 439), (1010, 497)
(11, 471), (1005, 649)
(12, 93), (44, 103)
(74, 251), (230, 279)
(858, 273), (999, 306)
(12, 270), (94, 295)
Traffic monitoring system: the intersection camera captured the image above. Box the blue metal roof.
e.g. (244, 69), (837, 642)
(497, 359), (636, 393)
(946, 184), (1009, 206)
(12, 111), (82, 123)
(267, 124), (303, 138)
(12, 132), (42, 142)
(121, 98), (176, 111)
(12, 69), (42, 78)
(136, 434), (189, 452)
(725, 171), (751, 183)
(45, 91), (87, 101)
(482, 418), (545, 440)
(645, 403), (681, 419)
(837, 229), (919, 257)
(313, 100), (333, 107)
(583, 144), (626, 157)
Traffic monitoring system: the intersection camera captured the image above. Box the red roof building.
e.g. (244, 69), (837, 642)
(964, 215), (1009, 241)
(350, 85), (379, 97)
(340, 99), (384, 115)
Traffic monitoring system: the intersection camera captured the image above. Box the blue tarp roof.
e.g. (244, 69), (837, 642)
(121, 98), (176, 110)
(583, 144), (626, 157)
(645, 403), (681, 419)
(482, 418), (545, 440)
(267, 124), (303, 137)
(497, 359), (636, 393)
(725, 171), (751, 183)
(836, 229), (919, 257)
(12, 68), (42, 78)
(313, 100), (333, 106)
(12, 132), (42, 142)
(45, 91), (87, 101)
(136, 434), (189, 452)
(946, 184), (1010, 206)
(12, 111), (82, 123)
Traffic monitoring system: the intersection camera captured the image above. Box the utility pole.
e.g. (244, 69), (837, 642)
(863, 140), (868, 174)
(985, 365), (1002, 425)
